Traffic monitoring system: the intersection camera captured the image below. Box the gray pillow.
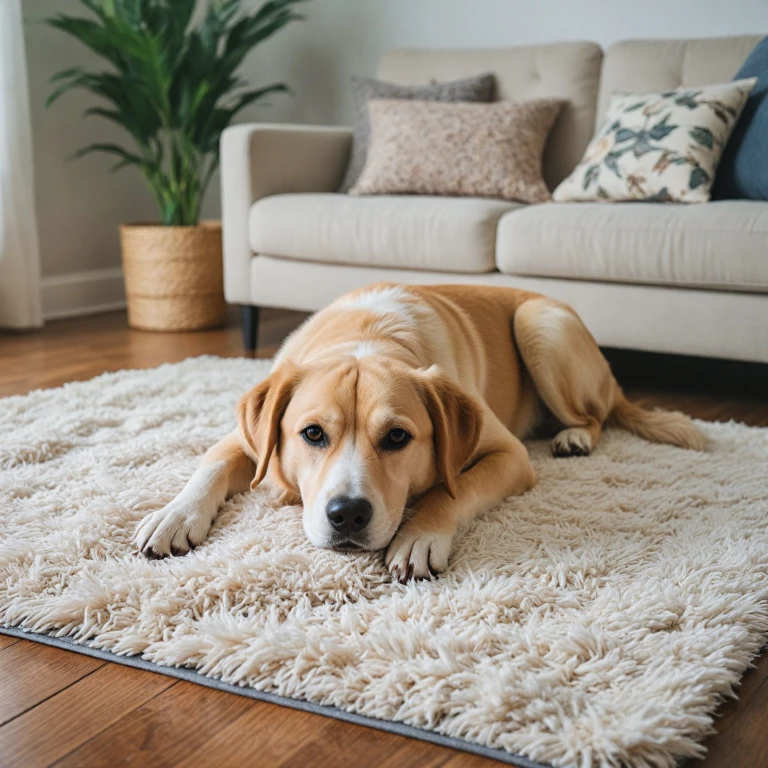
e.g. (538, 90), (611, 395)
(339, 73), (496, 193)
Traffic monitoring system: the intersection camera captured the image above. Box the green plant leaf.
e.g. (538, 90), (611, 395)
(46, 0), (310, 225)
(72, 142), (147, 168)
(229, 82), (290, 112)
(49, 66), (88, 83)
(46, 16), (123, 65)
(78, 0), (109, 19)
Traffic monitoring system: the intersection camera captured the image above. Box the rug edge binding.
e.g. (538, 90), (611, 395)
(0, 625), (551, 768)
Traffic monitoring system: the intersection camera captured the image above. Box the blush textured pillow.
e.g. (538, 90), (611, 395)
(350, 98), (563, 203)
(553, 79), (756, 203)
(339, 73), (495, 193)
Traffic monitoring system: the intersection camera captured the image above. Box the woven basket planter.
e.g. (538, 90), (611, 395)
(119, 222), (227, 332)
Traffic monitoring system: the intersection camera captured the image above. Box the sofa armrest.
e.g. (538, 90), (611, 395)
(220, 123), (353, 304)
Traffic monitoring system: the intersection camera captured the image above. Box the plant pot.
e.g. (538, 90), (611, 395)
(119, 221), (227, 332)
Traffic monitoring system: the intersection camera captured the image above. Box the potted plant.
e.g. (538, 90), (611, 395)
(45, 0), (307, 331)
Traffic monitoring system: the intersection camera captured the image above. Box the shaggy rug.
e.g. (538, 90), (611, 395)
(1, 357), (767, 768)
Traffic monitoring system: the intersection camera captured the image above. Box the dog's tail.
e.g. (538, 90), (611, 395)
(610, 394), (707, 451)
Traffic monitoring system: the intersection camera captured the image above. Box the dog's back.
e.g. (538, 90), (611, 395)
(273, 282), (706, 451)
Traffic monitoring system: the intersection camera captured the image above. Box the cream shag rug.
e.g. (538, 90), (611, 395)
(1, 357), (768, 768)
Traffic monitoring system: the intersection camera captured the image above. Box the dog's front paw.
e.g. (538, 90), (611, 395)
(385, 524), (453, 583)
(134, 497), (215, 559)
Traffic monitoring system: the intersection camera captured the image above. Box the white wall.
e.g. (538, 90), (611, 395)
(22, 0), (768, 314)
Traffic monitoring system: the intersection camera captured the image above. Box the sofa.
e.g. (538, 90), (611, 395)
(221, 35), (768, 363)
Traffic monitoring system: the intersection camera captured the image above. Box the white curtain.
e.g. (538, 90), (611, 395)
(0, 0), (42, 328)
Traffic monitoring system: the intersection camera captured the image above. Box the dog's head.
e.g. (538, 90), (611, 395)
(237, 357), (483, 551)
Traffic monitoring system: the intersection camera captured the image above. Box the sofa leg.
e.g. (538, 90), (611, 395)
(241, 305), (260, 352)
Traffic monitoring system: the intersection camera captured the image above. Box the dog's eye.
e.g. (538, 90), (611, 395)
(302, 425), (326, 446)
(381, 428), (411, 451)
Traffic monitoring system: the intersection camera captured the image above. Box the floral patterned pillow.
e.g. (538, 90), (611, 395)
(553, 79), (757, 203)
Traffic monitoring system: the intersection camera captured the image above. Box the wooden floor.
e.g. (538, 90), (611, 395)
(1, 309), (767, 768)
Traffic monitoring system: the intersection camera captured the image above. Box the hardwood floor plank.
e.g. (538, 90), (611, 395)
(277, 716), (413, 768)
(173, 700), (339, 768)
(0, 663), (176, 768)
(273, 714), (501, 768)
(93, 676), (496, 768)
(370, 737), (492, 768)
(0, 635), (19, 652)
(441, 754), (519, 768)
(51, 681), (254, 768)
(0, 308), (306, 399)
(0, 641), (103, 726)
(366, 739), (452, 768)
(694, 649), (768, 767)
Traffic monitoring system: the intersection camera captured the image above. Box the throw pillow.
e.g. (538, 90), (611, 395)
(713, 36), (768, 200)
(553, 79), (757, 203)
(350, 98), (563, 204)
(339, 73), (495, 193)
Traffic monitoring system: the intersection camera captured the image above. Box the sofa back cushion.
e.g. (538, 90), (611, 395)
(377, 42), (602, 189)
(597, 36), (763, 120)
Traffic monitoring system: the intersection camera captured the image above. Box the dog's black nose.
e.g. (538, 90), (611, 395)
(326, 496), (372, 533)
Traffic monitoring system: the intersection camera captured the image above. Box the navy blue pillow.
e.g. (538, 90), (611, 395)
(714, 37), (768, 200)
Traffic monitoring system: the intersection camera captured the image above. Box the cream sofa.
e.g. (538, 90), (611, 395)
(221, 35), (768, 362)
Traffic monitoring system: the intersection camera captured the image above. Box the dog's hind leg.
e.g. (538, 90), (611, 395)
(513, 298), (618, 457)
(513, 297), (706, 454)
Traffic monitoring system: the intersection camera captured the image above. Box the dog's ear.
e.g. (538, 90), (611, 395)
(416, 366), (484, 499)
(237, 363), (303, 490)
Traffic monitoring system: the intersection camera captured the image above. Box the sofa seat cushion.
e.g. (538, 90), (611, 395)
(496, 201), (768, 293)
(249, 193), (519, 273)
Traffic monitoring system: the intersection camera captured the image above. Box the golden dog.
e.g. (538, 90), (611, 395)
(135, 283), (706, 581)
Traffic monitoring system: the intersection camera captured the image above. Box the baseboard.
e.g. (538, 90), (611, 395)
(41, 267), (126, 320)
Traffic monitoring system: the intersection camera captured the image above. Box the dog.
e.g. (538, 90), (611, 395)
(135, 283), (706, 581)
